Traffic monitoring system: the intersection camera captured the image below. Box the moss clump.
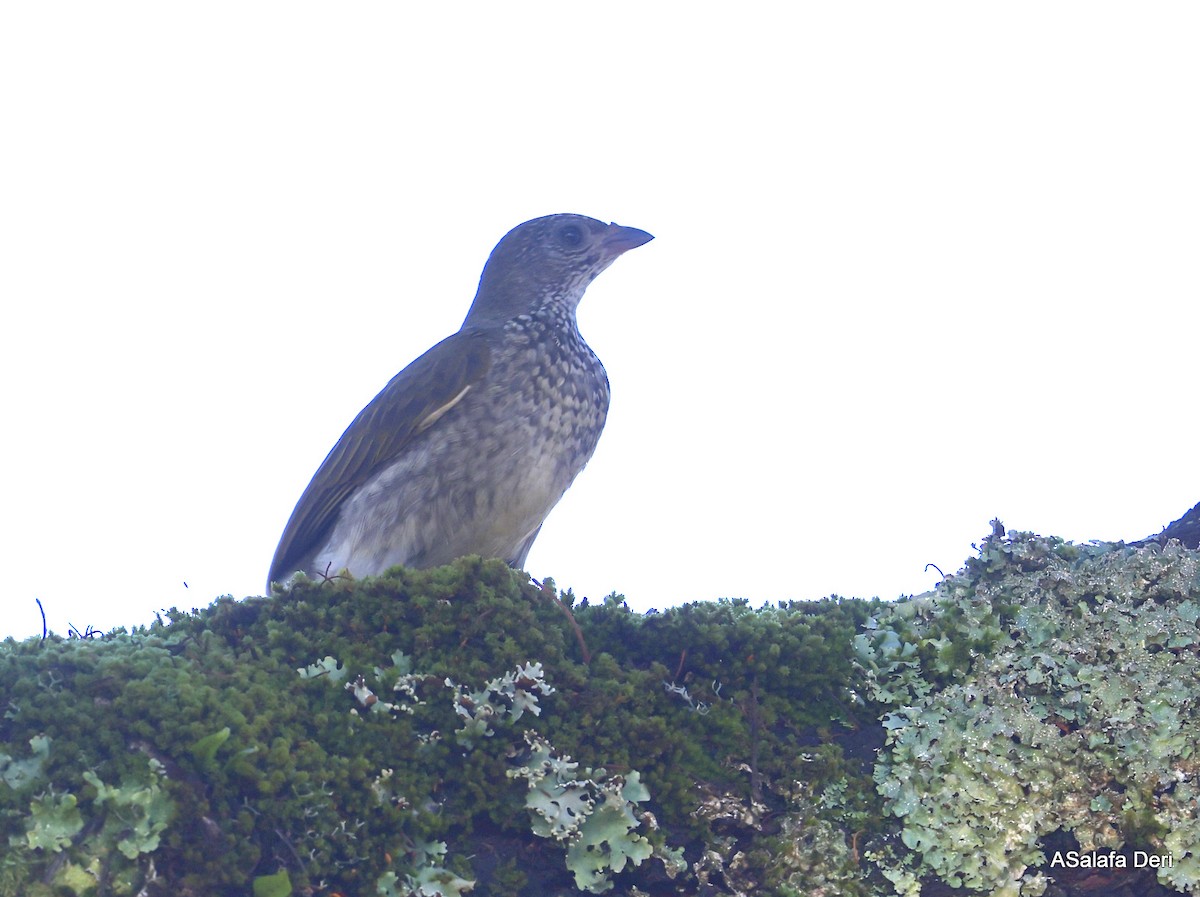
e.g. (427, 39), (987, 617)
(0, 557), (882, 896)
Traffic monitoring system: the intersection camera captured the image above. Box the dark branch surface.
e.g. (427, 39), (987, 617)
(1131, 500), (1200, 550)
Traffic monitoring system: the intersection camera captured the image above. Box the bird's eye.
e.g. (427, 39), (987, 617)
(558, 224), (584, 247)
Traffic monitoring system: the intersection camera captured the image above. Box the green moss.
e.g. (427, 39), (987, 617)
(0, 558), (880, 894)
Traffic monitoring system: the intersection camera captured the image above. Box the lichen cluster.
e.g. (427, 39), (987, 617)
(858, 531), (1200, 896)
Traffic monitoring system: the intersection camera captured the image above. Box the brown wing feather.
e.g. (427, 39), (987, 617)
(267, 329), (492, 588)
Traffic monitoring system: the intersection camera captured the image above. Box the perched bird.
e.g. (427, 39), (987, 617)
(267, 213), (653, 590)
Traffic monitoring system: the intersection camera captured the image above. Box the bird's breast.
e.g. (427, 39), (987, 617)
(313, 318), (610, 575)
(490, 317), (611, 480)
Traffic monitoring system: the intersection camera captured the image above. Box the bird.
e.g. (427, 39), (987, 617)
(267, 213), (653, 591)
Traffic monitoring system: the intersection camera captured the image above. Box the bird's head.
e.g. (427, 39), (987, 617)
(463, 213), (653, 327)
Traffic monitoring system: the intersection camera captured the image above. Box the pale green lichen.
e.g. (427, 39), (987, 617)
(861, 531), (1200, 895)
(507, 731), (657, 893)
(24, 789), (83, 851)
(0, 734), (50, 791)
(298, 655), (348, 683)
(2, 747), (174, 897)
(322, 650), (427, 715)
(374, 840), (474, 897)
(446, 661), (556, 745)
(82, 766), (175, 860)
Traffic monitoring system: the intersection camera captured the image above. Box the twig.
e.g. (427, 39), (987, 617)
(273, 827), (307, 871)
(673, 648), (687, 681)
(747, 676), (763, 804)
(541, 583), (590, 664)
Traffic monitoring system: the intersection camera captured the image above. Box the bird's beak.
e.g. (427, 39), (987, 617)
(601, 222), (654, 256)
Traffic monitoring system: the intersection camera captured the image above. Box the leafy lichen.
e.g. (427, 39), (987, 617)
(861, 531), (1200, 895)
(507, 730), (659, 892)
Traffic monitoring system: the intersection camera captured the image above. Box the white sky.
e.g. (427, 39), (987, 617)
(2, 5), (1197, 640)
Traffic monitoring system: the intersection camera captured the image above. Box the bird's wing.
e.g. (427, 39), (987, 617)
(268, 329), (492, 587)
